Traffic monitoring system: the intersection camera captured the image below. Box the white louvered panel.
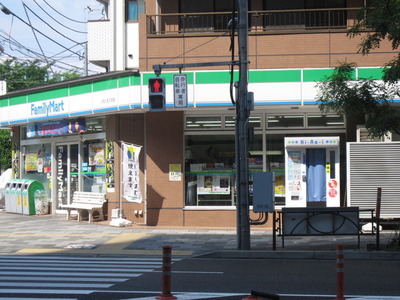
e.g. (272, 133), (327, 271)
(347, 142), (400, 219)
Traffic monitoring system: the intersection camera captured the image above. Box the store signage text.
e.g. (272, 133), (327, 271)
(31, 100), (65, 117)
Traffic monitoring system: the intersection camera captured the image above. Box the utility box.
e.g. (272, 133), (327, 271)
(252, 172), (275, 213)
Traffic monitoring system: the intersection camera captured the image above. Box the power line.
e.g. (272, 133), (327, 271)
(33, 0), (87, 34)
(42, 0), (87, 24)
(22, 2), (56, 76)
(0, 2), (83, 58)
(23, 2), (84, 45)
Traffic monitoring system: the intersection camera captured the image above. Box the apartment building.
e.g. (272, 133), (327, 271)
(1, 0), (398, 226)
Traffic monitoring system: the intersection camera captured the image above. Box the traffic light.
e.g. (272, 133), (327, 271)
(148, 77), (166, 111)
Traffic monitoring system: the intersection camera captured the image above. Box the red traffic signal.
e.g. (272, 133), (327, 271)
(148, 77), (166, 111)
(149, 77), (164, 93)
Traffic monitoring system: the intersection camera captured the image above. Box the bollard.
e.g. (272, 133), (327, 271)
(242, 295), (259, 300)
(157, 246), (177, 300)
(336, 244), (345, 300)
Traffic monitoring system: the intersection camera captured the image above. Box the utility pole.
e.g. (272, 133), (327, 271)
(236, 0), (250, 250)
(152, 0), (251, 250)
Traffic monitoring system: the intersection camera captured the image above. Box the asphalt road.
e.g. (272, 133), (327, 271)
(109, 257), (400, 299)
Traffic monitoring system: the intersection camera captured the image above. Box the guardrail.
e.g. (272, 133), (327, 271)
(146, 7), (361, 35)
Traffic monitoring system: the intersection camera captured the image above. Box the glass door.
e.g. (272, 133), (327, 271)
(56, 143), (80, 208)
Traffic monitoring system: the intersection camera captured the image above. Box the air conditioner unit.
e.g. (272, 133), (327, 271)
(356, 125), (392, 142)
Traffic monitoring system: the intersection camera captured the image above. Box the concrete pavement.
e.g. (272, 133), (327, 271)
(0, 210), (399, 260)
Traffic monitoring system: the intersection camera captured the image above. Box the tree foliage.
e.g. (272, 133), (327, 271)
(317, 0), (400, 137)
(0, 58), (81, 92)
(0, 130), (11, 171)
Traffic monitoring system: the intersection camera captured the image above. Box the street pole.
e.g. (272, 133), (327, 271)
(236, 0), (250, 250)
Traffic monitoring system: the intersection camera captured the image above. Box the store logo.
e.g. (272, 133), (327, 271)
(31, 100), (65, 117)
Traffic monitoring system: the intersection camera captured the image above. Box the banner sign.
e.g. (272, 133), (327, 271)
(26, 118), (86, 138)
(122, 142), (142, 203)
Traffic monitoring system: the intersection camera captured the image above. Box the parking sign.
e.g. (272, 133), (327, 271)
(173, 74), (188, 108)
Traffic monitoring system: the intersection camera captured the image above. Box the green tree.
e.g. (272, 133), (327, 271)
(0, 129), (11, 172)
(0, 58), (81, 92)
(317, 0), (400, 137)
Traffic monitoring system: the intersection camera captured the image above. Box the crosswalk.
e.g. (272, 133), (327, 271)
(0, 255), (171, 299)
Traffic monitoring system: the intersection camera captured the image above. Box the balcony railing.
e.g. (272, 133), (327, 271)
(147, 7), (361, 36)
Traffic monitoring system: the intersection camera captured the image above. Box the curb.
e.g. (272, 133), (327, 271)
(195, 250), (400, 260)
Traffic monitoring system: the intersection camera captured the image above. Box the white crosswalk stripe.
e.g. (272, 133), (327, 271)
(0, 255), (173, 299)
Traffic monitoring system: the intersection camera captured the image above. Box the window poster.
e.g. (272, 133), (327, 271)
(287, 151), (302, 193)
(25, 153), (38, 171)
(89, 143), (105, 166)
(122, 142), (142, 203)
(197, 175), (230, 194)
(169, 164), (182, 181)
(274, 174), (285, 196)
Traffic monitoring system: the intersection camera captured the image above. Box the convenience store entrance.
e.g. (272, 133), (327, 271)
(56, 143), (80, 208)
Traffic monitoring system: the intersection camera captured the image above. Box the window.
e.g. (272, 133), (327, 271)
(267, 115), (304, 128)
(179, 0), (236, 31)
(307, 114), (345, 127)
(263, 0), (347, 28)
(185, 135), (235, 206)
(186, 116), (222, 129)
(225, 115), (262, 129)
(127, 0), (138, 21)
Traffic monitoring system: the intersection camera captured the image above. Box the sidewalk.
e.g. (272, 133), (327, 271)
(0, 210), (399, 260)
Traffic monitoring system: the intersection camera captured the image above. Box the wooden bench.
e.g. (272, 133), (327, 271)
(63, 192), (106, 223)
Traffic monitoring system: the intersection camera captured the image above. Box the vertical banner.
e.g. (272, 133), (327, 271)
(122, 142), (142, 203)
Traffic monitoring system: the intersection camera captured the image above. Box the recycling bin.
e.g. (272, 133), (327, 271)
(22, 180), (44, 215)
(4, 180), (16, 212)
(15, 181), (24, 214)
(10, 180), (19, 213)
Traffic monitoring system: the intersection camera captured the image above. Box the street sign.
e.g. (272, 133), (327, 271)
(173, 74), (187, 108)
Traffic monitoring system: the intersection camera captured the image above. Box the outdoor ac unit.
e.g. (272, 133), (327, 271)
(356, 126), (392, 142)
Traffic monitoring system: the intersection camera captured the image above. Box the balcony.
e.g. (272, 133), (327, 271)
(146, 7), (360, 36)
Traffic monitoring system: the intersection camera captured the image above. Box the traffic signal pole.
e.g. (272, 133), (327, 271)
(236, 0), (250, 250)
(152, 0), (251, 250)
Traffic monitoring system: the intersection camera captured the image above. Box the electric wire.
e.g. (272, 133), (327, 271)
(0, 3), (83, 58)
(22, 2), (56, 76)
(33, 0), (87, 34)
(163, 31), (230, 64)
(42, 0), (87, 24)
(23, 2), (84, 45)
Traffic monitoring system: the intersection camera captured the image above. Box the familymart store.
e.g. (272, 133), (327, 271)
(0, 68), (350, 226)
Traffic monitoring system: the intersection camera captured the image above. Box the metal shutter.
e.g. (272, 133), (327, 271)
(347, 142), (400, 219)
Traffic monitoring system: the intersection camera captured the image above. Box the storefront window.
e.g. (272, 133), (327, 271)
(21, 143), (52, 198)
(186, 116), (222, 129)
(307, 114), (345, 127)
(267, 115), (304, 128)
(82, 140), (106, 193)
(225, 115), (262, 129)
(266, 134), (286, 205)
(185, 135), (235, 206)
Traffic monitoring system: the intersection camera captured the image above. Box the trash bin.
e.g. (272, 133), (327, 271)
(34, 189), (48, 215)
(15, 180), (26, 214)
(22, 180), (44, 215)
(4, 180), (15, 212)
(10, 180), (19, 213)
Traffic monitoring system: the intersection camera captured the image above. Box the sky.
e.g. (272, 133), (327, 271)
(0, 0), (106, 76)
